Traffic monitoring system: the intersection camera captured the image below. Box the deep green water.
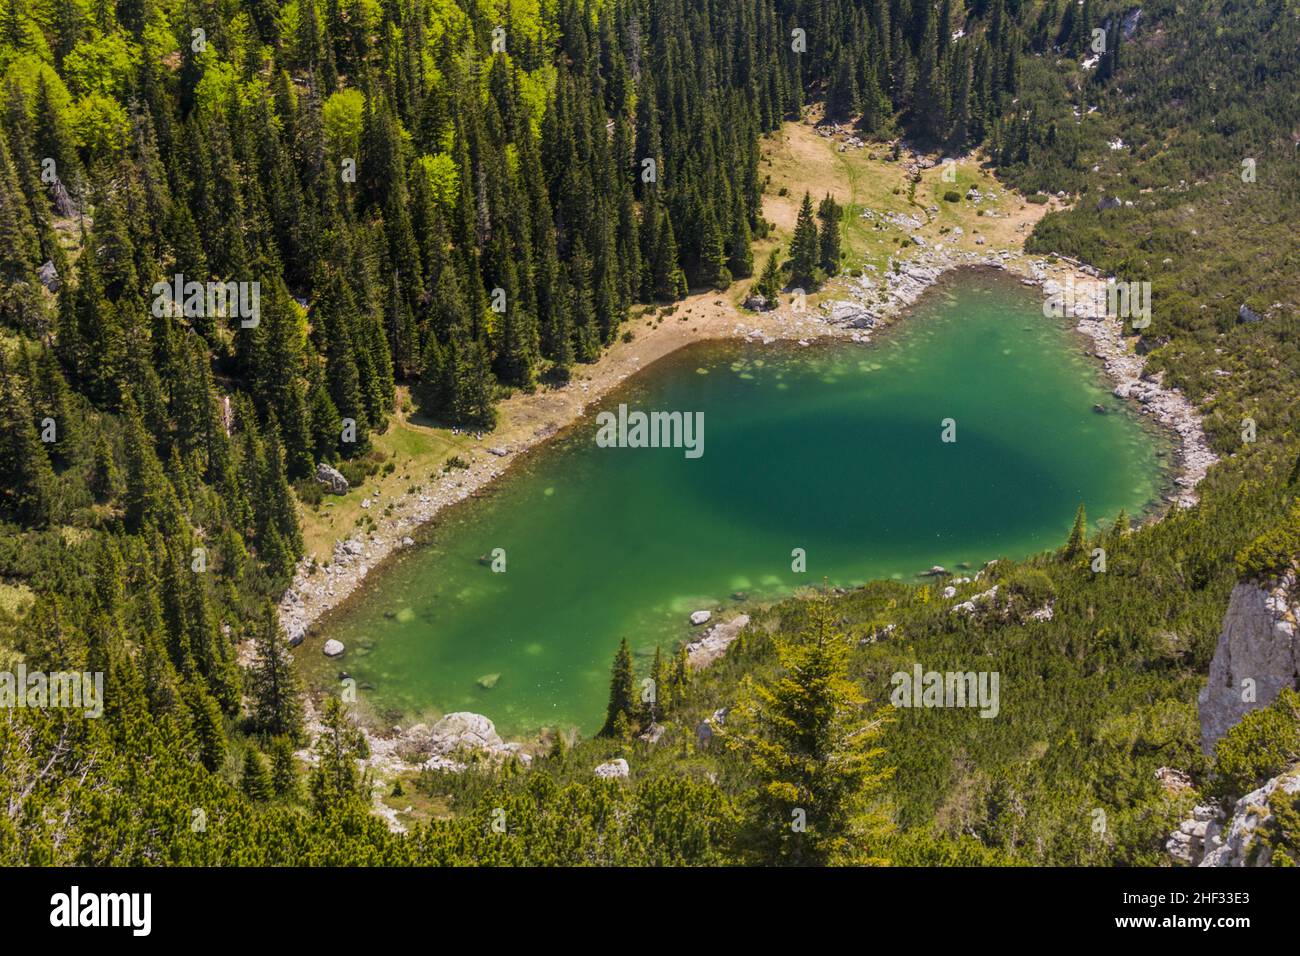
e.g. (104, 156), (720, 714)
(308, 269), (1168, 736)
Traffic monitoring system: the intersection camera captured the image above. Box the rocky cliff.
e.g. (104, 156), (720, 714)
(1169, 572), (1300, 865)
(1197, 572), (1299, 756)
(1198, 766), (1300, 866)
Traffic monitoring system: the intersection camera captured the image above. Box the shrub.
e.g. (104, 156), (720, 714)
(1235, 498), (1300, 581)
(998, 568), (1057, 613)
(1211, 688), (1300, 802)
(294, 479), (324, 507)
(943, 190), (961, 203)
(337, 460), (371, 487)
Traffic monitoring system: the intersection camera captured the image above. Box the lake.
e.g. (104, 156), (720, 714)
(306, 268), (1169, 736)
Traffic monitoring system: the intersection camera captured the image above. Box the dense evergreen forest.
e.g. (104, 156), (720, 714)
(0, 0), (1297, 865)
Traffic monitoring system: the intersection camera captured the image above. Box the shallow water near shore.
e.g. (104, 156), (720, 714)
(306, 269), (1169, 737)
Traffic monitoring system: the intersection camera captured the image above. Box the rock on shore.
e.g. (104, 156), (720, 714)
(686, 615), (751, 669)
(1064, 297), (1218, 509)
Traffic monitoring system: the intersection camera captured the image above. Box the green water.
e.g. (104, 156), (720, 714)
(308, 269), (1168, 736)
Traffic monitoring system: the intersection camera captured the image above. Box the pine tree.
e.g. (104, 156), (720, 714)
(1065, 502), (1088, 558)
(0, 125), (45, 331)
(643, 645), (669, 724)
(241, 748), (273, 801)
(259, 414), (303, 558)
(121, 391), (174, 532)
(726, 192), (754, 280)
(455, 334), (497, 430)
(753, 246), (783, 304)
(309, 695), (369, 814)
(600, 637), (636, 738)
(269, 735), (300, 799)
(651, 210), (688, 301)
(0, 345), (56, 525)
(789, 193), (820, 290)
(415, 333), (450, 421)
(725, 599), (894, 865)
(247, 601), (305, 742)
(817, 195), (842, 276)
(669, 644), (691, 704)
(184, 683), (228, 773)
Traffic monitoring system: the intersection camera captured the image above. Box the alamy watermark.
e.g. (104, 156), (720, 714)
(0, 665), (103, 718)
(151, 273), (260, 328)
(49, 886), (150, 936)
(1043, 275), (1151, 327)
(595, 404), (704, 459)
(890, 664), (1000, 718)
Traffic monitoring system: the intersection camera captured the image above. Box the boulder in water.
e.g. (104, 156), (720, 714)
(476, 673), (501, 690)
(690, 609), (712, 626)
(322, 639), (345, 657)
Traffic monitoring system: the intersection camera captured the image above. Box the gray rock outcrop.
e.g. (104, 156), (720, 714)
(315, 462), (349, 495)
(427, 712), (506, 755)
(594, 758), (630, 779)
(37, 260), (59, 292)
(686, 615), (750, 668)
(1196, 573), (1299, 755)
(1199, 766), (1300, 866)
(1166, 804), (1222, 866)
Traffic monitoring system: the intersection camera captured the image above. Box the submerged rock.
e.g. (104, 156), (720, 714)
(476, 673), (501, 690)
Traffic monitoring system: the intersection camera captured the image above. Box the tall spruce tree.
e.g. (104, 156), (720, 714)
(725, 599), (894, 865)
(600, 637), (636, 738)
(789, 193), (821, 290)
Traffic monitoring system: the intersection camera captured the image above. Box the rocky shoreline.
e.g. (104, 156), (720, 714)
(279, 247), (1216, 655)
(274, 242), (1220, 828)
